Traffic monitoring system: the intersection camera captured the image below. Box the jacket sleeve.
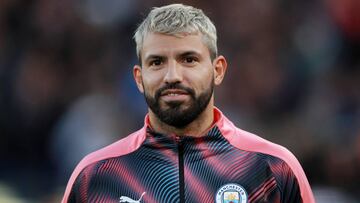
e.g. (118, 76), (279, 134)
(269, 156), (302, 203)
(62, 164), (92, 203)
(66, 171), (88, 203)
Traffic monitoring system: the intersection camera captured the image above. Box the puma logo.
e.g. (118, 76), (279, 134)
(119, 192), (146, 203)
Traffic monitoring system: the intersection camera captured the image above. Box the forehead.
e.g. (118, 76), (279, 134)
(141, 33), (210, 60)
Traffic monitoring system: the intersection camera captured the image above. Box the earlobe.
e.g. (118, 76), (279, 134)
(213, 55), (227, 85)
(133, 65), (144, 93)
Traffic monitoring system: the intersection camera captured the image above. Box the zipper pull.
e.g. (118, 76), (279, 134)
(174, 134), (182, 143)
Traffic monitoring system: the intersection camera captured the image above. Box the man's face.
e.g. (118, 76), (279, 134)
(135, 33), (216, 128)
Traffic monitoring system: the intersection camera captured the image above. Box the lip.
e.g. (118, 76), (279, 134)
(161, 89), (189, 96)
(160, 89), (190, 102)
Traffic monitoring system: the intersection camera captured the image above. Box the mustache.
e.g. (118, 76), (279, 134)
(155, 83), (195, 100)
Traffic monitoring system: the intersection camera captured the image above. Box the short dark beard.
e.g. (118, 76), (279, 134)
(144, 81), (214, 129)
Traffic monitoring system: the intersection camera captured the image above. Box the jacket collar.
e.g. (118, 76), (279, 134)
(143, 107), (230, 140)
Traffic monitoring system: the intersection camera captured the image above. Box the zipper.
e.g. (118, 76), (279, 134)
(176, 135), (185, 203)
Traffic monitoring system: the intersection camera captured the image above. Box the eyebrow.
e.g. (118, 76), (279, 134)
(143, 50), (202, 64)
(144, 54), (164, 61)
(178, 51), (201, 58)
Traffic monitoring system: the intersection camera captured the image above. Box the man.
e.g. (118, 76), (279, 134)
(62, 4), (315, 203)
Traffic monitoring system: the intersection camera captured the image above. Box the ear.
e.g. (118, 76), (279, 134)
(133, 65), (144, 93)
(213, 55), (228, 85)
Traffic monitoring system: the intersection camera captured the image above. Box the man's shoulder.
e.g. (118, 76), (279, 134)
(218, 114), (302, 177)
(218, 115), (314, 203)
(77, 127), (147, 170)
(223, 123), (301, 172)
(218, 114), (297, 165)
(231, 127), (292, 159)
(61, 126), (147, 203)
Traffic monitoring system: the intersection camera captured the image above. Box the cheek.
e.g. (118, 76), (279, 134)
(188, 70), (214, 90)
(141, 73), (162, 94)
(141, 79), (153, 93)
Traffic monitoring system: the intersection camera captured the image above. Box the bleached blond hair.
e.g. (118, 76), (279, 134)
(134, 4), (218, 61)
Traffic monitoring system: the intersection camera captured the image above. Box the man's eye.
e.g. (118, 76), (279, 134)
(184, 57), (197, 63)
(150, 59), (162, 66)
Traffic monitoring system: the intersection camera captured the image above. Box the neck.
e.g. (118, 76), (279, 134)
(148, 102), (215, 137)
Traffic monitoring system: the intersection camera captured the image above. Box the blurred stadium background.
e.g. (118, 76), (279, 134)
(0, 0), (359, 202)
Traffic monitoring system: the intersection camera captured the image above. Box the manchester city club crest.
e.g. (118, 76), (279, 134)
(215, 183), (248, 203)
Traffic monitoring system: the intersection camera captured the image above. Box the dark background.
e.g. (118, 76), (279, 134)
(0, 0), (359, 202)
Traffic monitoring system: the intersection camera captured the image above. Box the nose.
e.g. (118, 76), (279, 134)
(164, 60), (182, 84)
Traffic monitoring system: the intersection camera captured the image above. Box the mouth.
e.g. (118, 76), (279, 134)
(161, 89), (189, 96)
(160, 89), (190, 102)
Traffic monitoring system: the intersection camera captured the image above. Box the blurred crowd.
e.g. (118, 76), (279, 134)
(0, 0), (359, 202)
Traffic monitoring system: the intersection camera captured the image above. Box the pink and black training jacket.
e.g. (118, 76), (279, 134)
(62, 108), (315, 203)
